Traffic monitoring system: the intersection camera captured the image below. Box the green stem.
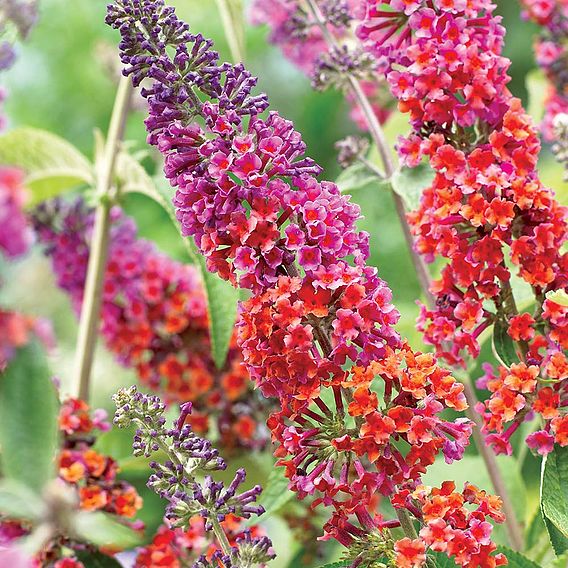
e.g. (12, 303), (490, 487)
(211, 516), (233, 557)
(74, 76), (132, 401)
(215, 0), (245, 63)
(395, 508), (418, 539)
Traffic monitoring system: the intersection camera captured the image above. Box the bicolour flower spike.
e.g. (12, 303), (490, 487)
(107, 1), (506, 564)
(113, 386), (274, 566)
(356, 0), (568, 459)
(521, 0), (568, 141)
(33, 197), (271, 451)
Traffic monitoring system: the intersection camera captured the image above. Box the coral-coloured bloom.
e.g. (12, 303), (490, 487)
(508, 313), (536, 342)
(394, 538), (426, 568)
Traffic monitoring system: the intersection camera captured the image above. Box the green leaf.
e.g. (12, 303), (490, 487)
(315, 563), (350, 568)
(430, 551), (458, 567)
(74, 511), (141, 549)
(526, 69), (548, 124)
(496, 546), (542, 567)
(546, 290), (568, 308)
(74, 550), (123, 567)
(124, 174), (239, 368)
(391, 162), (435, 210)
(0, 340), (59, 493)
(541, 446), (568, 555)
(492, 317), (521, 368)
(197, 253), (239, 368)
(0, 479), (44, 520)
(335, 162), (388, 194)
(115, 147), (157, 197)
(0, 127), (93, 204)
(248, 465), (294, 525)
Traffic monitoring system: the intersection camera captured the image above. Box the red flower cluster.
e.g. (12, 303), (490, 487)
(395, 482), (507, 568)
(476, 344), (568, 456)
(135, 515), (266, 567)
(0, 398), (143, 567)
(357, 1), (568, 458)
(521, 0), (568, 140)
(33, 198), (270, 451)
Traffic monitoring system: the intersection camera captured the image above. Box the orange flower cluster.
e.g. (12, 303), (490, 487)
(58, 398), (142, 518)
(0, 398), (143, 567)
(394, 482), (507, 568)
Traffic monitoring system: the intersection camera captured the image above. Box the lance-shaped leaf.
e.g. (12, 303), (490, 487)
(0, 127), (93, 204)
(247, 465), (294, 526)
(496, 547), (542, 567)
(391, 162), (435, 211)
(492, 316), (521, 368)
(0, 340), (59, 493)
(120, 161), (239, 369)
(74, 511), (141, 549)
(541, 446), (568, 555)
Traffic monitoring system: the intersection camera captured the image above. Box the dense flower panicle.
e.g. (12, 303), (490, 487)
(135, 516), (269, 568)
(250, 0), (392, 128)
(0, 398), (142, 566)
(107, 1), (507, 565)
(356, 1), (568, 458)
(113, 387), (275, 567)
(33, 198), (270, 451)
(395, 482), (507, 568)
(521, 0), (568, 140)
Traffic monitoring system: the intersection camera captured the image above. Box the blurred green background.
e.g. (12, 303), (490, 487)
(1, 0), (567, 564)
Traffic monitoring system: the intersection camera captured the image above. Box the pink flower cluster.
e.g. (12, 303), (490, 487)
(34, 198), (270, 451)
(0, 167), (50, 368)
(356, 1), (568, 456)
(521, 0), (568, 140)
